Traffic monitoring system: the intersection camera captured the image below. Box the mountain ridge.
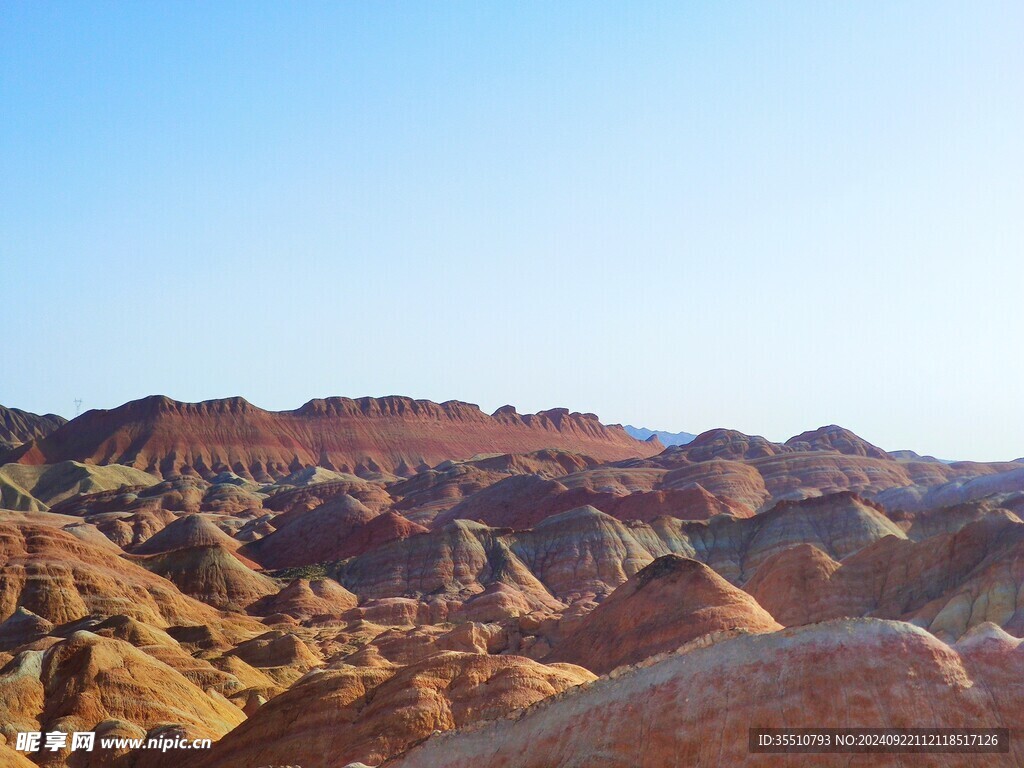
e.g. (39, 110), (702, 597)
(1, 395), (661, 480)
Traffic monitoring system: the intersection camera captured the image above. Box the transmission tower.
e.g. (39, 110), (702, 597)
(74, 399), (83, 417)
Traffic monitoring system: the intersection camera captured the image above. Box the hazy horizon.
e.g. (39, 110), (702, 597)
(4, 2), (1022, 461)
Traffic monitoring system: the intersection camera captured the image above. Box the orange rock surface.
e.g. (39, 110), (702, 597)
(199, 651), (594, 768)
(0, 630), (244, 765)
(388, 620), (1024, 767)
(0, 523), (241, 629)
(248, 578), (358, 620)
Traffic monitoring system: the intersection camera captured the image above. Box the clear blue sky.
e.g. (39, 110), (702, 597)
(2, 1), (1022, 461)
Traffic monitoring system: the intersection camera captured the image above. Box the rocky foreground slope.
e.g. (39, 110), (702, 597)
(387, 620), (1024, 768)
(0, 402), (1023, 767)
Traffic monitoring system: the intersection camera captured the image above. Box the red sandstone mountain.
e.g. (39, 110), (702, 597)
(5, 395), (659, 480)
(434, 473), (747, 529)
(546, 555), (781, 673)
(241, 495), (429, 569)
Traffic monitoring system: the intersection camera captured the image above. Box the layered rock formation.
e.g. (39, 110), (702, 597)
(0, 630), (244, 766)
(5, 395), (659, 480)
(745, 515), (1024, 639)
(330, 507), (653, 604)
(247, 578), (358, 620)
(0, 405), (65, 450)
(546, 555), (781, 673)
(618, 427), (1023, 514)
(434, 474), (745, 529)
(131, 545), (278, 611)
(198, 651), (595, 768)
(130, 513), (242, 555)
(388, 620), (1024, 767)
(331, 494), (907, 602)
(0, 461), (159, 512)
(49, 475), (267, 518)
(0, 523), (237, 629)
(784, 424), (889, 458)
(242, 495), (429, 569)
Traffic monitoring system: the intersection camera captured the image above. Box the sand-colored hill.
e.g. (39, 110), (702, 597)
(247, 578), (358, 620)
(0, 630), (244, 765)
(0, 522), (244, 629)
(130, 513), (242, 554)
(0, 461), (159, 512)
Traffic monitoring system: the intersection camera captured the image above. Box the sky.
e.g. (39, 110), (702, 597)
(2, 1), (1022, 461)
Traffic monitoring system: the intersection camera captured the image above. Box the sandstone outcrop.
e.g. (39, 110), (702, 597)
(745, 516), (1024, 639)
(388, 620), (1024, 767)
(199, 651), (594, 768)
(248, 578), (358, 621)
(131, 544), (279, 611)
(0, 461), (158, 512)
(9, 395), (658, 480)
(0, 631), (245, 766)
(546, 555), (781, 672)
(0, 405), (65, 450)
(0, 523), (238, 629)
